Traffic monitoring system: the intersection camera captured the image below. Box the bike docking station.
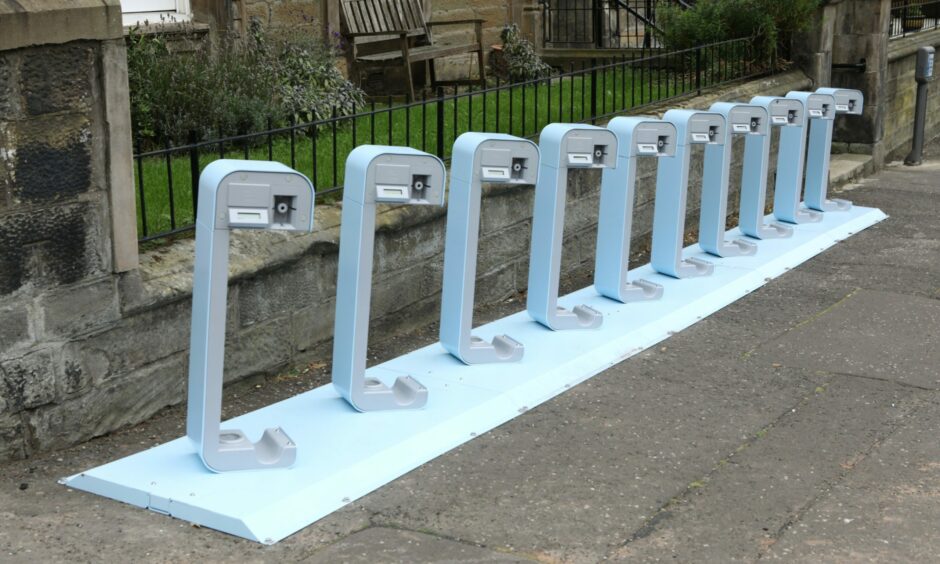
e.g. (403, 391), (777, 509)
(527, 123), (616, 330)
(651, 109), (724, 278)
(188, 160), (315, 473)
(594, 117), (674, 303)
(805, 88), (864, 212)
(440, 132), (539, 362)
(63, 92), (888, 545)
(737, 96), (799, 239)
(701, 102), (766, 256)
(332, 146), (446, 411)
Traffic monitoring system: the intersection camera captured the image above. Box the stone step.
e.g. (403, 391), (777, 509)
(830, 153), (874, 188)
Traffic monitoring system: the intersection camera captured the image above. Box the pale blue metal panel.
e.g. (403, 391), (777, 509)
(528, 123), (616, 330)
(440, 133), (539, 364)
(805, 87), (865, 212)
(332, 146), (446, 411)
(594, 116), (673, 303)
(650, 109), (724, 278)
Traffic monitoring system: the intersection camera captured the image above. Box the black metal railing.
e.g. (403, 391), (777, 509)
(134, 36), (767, 243)
(890, 0), (940, 38)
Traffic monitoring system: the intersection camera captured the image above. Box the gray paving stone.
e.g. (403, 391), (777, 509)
(765, 394), (940, 562)
(606, 373), (924, 562)
(302, 527), (530, 563)
(753, 289), (940, 389)
(353, 357), (819, 563)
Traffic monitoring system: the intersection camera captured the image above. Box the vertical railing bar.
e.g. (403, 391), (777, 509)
(188, 130), (199, 221)
(332, 105), (338, 188)
(436, 86), (445, 158)
(136, 136), (148, 237)
(289, 114), (296, 169)
(164, 138), (177, 230)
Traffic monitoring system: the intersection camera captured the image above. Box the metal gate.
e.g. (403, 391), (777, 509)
(541, 0), (660, 49)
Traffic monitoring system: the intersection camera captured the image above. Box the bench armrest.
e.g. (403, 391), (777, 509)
(427, 18), (485, 27)
(345, 29), (417, 38)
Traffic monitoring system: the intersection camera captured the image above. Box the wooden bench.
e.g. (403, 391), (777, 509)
(340, 0), (486, 100)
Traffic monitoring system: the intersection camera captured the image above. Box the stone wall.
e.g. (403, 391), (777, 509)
(882, 30), (940, 160)
(0, 63), (809, 461)
(0, 1), (136, 460)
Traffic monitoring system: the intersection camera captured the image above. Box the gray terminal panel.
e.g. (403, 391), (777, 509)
(804, 93), (835, 120)
(478, 145), (539, 184)
(766, 98), (804, 127)
(827, 88), (864, 115)
(562, 132), (615, 167)
(634, 122), (677, 157)
(727, 105), (768, 135)
(366, 157), (445, 205)
(220, 173), (315, 231)
(686, 113), (726, 145)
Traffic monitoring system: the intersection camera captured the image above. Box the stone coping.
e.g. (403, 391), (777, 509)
(125, 69), (810, 314)
(889, 28), (940, 62)
(0, 0), (123, 51)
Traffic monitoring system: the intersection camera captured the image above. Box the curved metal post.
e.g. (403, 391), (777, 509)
(187, 160), (315, 472)
(699, 102), (765, 256)
(650, 109), (723, 279)
(527, 123), (616, 330)
(440, 132), (539, 364)
(805, 87), (865, 212)
(332, 146), (446, 412)
(741, 96), (803, 239)
(594, 116), (674, 303)
(767, 92), (830, 224)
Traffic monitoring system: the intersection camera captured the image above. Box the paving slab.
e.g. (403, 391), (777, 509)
(347, 355), (820, 563)
(765, 395), (940, 562)
(753, 289), (940, 389)
(301, 527), (529, 563)
(605, 373), (925, 562)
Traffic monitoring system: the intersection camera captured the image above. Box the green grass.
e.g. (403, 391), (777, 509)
(135, 60), (750, 240)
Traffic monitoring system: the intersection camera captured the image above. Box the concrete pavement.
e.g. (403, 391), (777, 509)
(1, 144), (939, 563)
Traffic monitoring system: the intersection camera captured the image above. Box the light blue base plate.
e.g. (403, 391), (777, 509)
(62, 206), (887, 544)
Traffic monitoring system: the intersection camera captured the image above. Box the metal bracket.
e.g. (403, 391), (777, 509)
(594, 116), (673, 303)
(187, 160), (315, 472)
(440, 132), (539, 364)
(527, 123), (616, 330)
(651, 109), (722, 278)
(700, 102), (766, 256)
(804, 87), (865, 212)
(332, 146), (446, 411)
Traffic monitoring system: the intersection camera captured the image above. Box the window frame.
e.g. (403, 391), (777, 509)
(121, 0), (192, 27)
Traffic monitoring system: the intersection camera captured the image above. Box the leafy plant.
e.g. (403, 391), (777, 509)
(126, 19), (365, 147)
(655, 0), (820, 62)
(493, 24), (554, 82)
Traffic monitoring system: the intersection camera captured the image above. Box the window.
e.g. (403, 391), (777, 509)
(121, 0), (192, 27)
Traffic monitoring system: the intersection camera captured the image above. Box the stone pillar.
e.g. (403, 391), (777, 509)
(829, 0), (892, 162)
(793, 0), (842, 87)
(0, 0), (137, 459)
(794, 0), (892, 164)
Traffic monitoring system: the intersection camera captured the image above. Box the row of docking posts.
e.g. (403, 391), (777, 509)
(186, 87), (863, 472)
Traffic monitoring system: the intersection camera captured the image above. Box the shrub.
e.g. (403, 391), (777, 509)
(655, 0), (820, 61)
(492, 24), (554, 82)
(126, 20), (365, 147)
